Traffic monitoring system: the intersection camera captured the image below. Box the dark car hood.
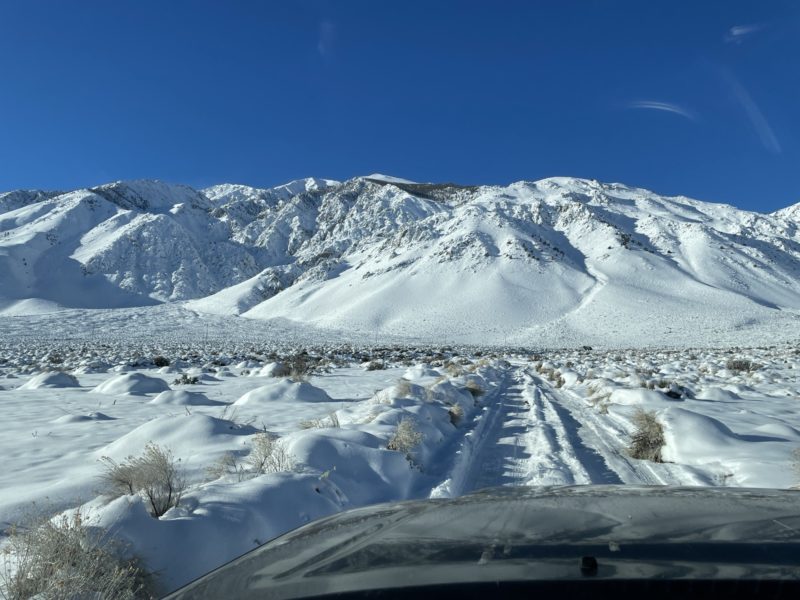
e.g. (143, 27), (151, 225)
(166, 485), (800, 598)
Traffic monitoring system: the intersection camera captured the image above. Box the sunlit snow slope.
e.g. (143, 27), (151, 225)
(1, 176), (799, 345)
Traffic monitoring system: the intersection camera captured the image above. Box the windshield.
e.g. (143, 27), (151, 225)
(0, 1), (798, 598)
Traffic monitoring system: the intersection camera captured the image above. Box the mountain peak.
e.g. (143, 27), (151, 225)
(204, 178), (340, 205)
(89, 180), (211, 212)
(363, 174), (418, 184)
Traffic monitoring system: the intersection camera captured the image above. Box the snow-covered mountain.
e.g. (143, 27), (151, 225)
(1, 175), (799, 344)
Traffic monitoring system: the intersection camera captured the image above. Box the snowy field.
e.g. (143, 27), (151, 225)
(1, 328), (799, 594)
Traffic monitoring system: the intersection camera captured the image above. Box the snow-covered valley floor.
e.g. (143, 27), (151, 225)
(1, 337), (799, 594)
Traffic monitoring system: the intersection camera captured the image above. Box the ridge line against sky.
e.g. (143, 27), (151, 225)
(0, 0), (797, 212)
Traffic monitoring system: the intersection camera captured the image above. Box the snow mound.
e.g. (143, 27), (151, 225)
(149, 390), (225, 406)
(20, 371), (80, 389)
(255, 362), (290, 377)
(609, 388), (677, 406)
(233, 380), (333, 406)
(91, 372), (170, 396)
(74, 360), (112, 374)
(660, 407), (794, 487)
(753, 422), (800, 440)
(52, 411), (114, 424)
(179, 370), (220, 383)
(0, 298), (66, 316)
(95, 414), (257, 463)
(86, 474), (344, 592)
(401, 365), (443, 384)
(284, 428), (414, 505)
(695, 387), (741, 402)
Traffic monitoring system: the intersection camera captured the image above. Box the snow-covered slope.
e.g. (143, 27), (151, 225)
(1, 175), (799, 345)
(189, 177), (800, 344)
(0, 189), (63, 214)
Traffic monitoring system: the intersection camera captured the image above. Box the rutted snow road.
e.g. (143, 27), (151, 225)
(458, 367), (705, 494)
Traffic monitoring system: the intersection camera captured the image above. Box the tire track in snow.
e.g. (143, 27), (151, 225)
(526, 381), (593, 485)
(532, 375), (664, 485)
(459, 368), (619, 493)
(461, 378), (532, 491)
(535, 377), (705, 486)
(444, 367), (722, 496)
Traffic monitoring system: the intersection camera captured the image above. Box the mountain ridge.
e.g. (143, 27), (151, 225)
(1, 175), (799, 345)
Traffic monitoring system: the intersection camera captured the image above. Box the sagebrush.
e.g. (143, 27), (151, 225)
(628, 408), (664, 462)
(395, 379), (413, 398)
(100, 443), (186, 517)
(205, 451), (249, 482)
(299, 412), (340, 430)
(0, 510), (154, 600)
(463, 380), (485, 398)
(725, 358), (759, 373)
(172, 373), (198, 385)
(247, 432), (296, 475)
(205, 431), (296, 481)
(448, 404), (464, 426)
(288, 355), (312, 381)
(387, 417), (423, 461)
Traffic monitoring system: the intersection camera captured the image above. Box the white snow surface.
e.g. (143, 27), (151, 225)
(0, 344), (799, 594)
(1, 175), (799, 346)
(2, 173), (800, 594)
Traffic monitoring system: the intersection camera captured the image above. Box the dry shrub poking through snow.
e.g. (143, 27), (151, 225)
(423, 377), (447, 403)
(100, 443), (186, 518)
(247, 432), (295, 475)
(172, 373), (198, 385)
(387, 417), (423, 461)
(628, 409), (665, 463)
(448, 404), (464, 426)
(207, 433), (297, 481)
(0, 510), (154, 600)
(395, 378), (412, 398)
(444, 362), (463, 377)
(463, 380), (485, 398)
(289, 357), (309, 381)
(205, 452), (249, 482)
(725, 358), (759, 373)
(299, 412), (341, 430)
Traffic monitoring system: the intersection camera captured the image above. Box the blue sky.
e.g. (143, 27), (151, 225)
(0, 1), (797, 212)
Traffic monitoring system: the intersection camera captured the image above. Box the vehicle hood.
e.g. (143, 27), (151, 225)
(166, 485), (800, 598)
